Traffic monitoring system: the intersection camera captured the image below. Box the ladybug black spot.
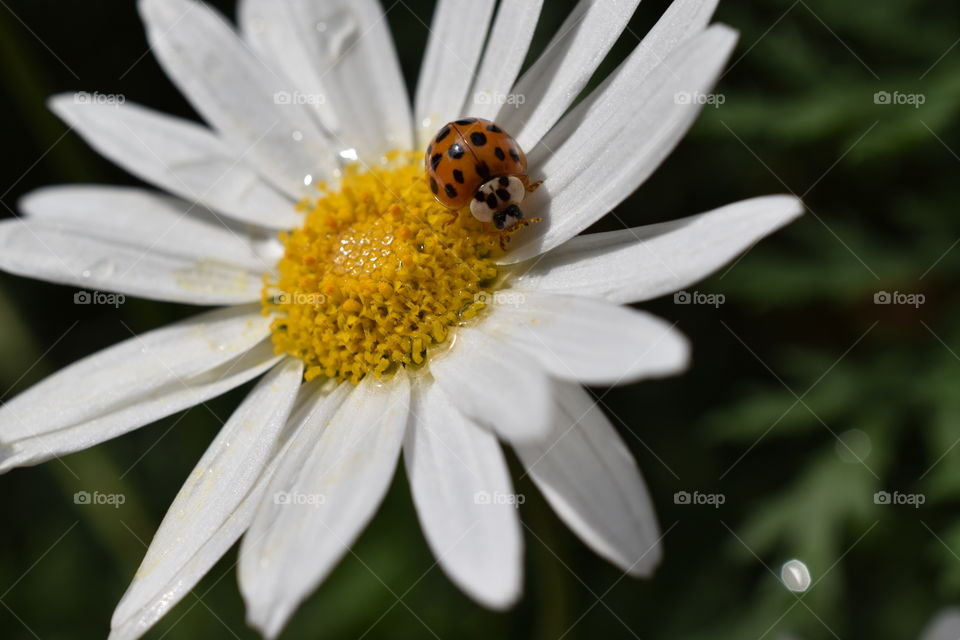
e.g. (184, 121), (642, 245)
(455, 118), (478, 125)
(429, 177), (439, 195)
(449, 144), (465, 159)
(509, 148), (521, 162)
(474, 191), (486, 202)
(498, 176), (509, 186)
(453, 169), (465, 184)
(476, 161), (491, 180)
(486, 123), (503, 133)
(496, 188), (511, 201)
(470, 132), (487, 146)
(494, 147), (506, 161)
(486, 193), (498, 210)
(435, 126), (452, 143)
(430, 153), (442, 170)
(444, 184), (458, 199)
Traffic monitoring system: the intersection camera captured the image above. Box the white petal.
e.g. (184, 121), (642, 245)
(465, 0), (544, 120)
(48, 96), (298, 229)
(478, 292), (689, 385)
(414, 0), (496, 148)
(430, 327), (553, 443)
(0, 216), (263, 305)
(529, 0), (718, 163)
(513, 380), (662, 575)
(110, 359), (303, 640)
(514, 196), (804, 303)
(239, 0), (412, 159)
(503, 24), (740, 263)
(495, 0), (642, 152)
(138, 0), (337, 198)
(240, 371), (410, 639)
(0, 305), (277, 472)
(404, 381), (522, 609)
(20, 185), (274, 274)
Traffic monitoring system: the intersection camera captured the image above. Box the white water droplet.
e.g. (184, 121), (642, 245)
(421, 117), (432, 129)
(320, 13), (357, 58)
(83, 259), (115, 280)
(292, 130), (303, 142)
(835, 429), (871, 463)
(303, 174), (314, 187)
(339, 148), (358, 163)
(780, 559), (811, 592)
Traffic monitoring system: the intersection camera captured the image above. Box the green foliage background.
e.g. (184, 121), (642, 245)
(0, 0), (957, 638)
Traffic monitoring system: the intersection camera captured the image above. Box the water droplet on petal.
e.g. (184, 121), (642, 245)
(781, 559), (811, 592)
(304, 174), (314, 187)
(316, 21), (327, 32)
(339, 148), (358, 163)
(292, 130), (303, 142)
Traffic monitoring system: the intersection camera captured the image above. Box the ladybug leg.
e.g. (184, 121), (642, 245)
(440, 210), (459, 229)
(520, 175), (544, 193)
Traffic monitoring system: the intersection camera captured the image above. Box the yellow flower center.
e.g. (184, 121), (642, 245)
(262, 152), (502, 385)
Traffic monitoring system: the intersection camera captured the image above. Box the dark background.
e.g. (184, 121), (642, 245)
(1, 0), (958, 638)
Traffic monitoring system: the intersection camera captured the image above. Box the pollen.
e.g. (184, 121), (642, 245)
(262, 152), (502, 385)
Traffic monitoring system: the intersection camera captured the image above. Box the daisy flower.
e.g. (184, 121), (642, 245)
(0, 0), (802, 638)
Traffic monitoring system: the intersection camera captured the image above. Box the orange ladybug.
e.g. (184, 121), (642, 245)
(424, 117), (540, 232)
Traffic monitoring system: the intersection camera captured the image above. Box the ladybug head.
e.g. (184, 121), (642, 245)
(469, 176), (525, 225)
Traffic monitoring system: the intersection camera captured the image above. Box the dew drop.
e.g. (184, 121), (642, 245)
(292, 130), (303, 142)
(780, 559), (811, 592)
(303, 174), (314, 187)
(339, 148), (358, 163)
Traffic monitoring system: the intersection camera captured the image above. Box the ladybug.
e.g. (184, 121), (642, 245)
(424, 117), (540, 235)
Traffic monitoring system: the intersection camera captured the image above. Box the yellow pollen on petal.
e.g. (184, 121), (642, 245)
(262, 151), (503, 385)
